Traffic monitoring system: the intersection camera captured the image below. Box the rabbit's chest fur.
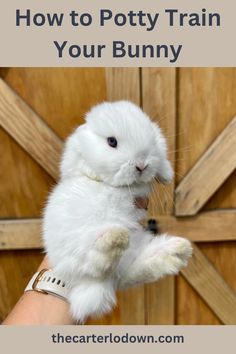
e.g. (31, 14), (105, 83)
(43, 176), (149, 282)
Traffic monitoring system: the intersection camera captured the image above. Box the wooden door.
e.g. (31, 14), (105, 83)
(0, 68), (235, 324)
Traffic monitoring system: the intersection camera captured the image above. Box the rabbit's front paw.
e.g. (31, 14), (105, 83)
(96, 228), (129, 253)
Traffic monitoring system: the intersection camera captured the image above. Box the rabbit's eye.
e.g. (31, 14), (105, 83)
(107, 137), (118, 148)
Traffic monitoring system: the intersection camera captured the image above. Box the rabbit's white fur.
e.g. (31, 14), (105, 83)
(43, 101), (192, 322)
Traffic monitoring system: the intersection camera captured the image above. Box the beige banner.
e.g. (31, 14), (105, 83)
(0, 0), (235, 66)
(0, 326), (235, 354)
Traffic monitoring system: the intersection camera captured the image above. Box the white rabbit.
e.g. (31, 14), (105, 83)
(43, 101), (192, 322)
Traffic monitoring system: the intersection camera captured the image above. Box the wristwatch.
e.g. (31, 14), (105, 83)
(24, 269), (69, 301)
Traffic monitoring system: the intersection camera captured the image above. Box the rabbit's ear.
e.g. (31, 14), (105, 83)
(151, 122), (173, 184)
(155, 159), (173, 184)
(60, 125), (85, 180)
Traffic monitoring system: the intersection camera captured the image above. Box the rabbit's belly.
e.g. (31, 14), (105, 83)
(44, 179), (149, 278)
(116, 227), (152, 274)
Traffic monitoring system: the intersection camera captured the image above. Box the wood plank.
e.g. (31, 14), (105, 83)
(142, 68), (176, 324)
(0, 250), (44, 323)
(0, 78), (63, 180)
(176, 68), (236, 325)
(3, 68), (107, 140)
(1, 210), (235, 251)
(175, 116), (236, 216)
(181, 244), (236, 325)
(177, 275), (221, 324)
(142, 68), (176, 216)
(0, 127), (53, 218)
(145, 276), (175, 325)
(177, 242), (236, 325)
(177, 68), (236, 211)
(105, 68), (140, 102)
(0, 219), (42, 250)
(157, 210), (236, 242)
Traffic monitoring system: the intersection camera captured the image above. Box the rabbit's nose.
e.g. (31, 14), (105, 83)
(136, 164), (148, 172)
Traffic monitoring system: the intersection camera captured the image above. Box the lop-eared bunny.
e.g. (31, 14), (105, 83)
(43, 101), (192, 322)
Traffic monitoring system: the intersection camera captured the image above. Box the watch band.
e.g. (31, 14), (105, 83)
(24, 269), (69, 301)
